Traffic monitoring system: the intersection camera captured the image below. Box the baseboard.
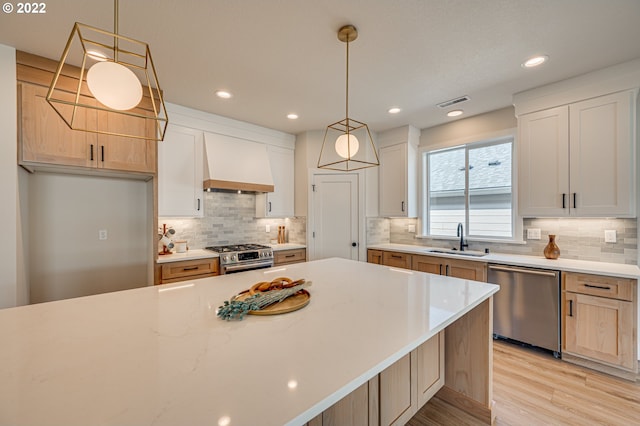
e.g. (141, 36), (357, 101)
(562, 352), (639, 382)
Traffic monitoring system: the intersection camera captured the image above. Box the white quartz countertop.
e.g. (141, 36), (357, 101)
(156, 248), (219, 263)
(0, 258), (497, 426)
(368, 243), (640, 279)
(269, 243), (306, 251)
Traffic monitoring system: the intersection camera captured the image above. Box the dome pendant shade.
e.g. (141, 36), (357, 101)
(87, 61), (143, 110)
(318, 25), (379, 171)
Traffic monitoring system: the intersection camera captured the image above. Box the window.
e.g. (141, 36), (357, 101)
(422, 137), (516, 240)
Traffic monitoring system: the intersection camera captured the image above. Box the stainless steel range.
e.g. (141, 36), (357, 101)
(205, 244), (274, 274)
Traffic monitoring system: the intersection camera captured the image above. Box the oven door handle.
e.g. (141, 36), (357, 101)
(223, 261), (274, 273)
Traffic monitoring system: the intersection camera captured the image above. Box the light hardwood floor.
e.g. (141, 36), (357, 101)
(408, 340), (640, 426)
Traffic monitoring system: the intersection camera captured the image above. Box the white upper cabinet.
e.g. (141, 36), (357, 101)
(256, 145), (294, 217)
(378, 126), (419, 217)
(158, 124), (204, 217)
(518, 90), (636, 217)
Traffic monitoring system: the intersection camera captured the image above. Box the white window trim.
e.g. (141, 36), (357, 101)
(417, 128), (524, 243)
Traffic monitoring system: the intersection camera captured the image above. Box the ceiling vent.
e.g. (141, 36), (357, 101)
(436, 95), (470, 109)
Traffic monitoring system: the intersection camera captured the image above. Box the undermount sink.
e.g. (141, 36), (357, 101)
(426, 249), (487, 257)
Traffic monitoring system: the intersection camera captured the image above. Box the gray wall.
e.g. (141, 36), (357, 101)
(28, 173), (150, 303)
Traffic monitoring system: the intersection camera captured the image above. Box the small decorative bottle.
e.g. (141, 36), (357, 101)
(543, 234), (560, 259)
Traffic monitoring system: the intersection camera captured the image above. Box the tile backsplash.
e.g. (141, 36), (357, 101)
(367, 217), (638, 265)
(160, 192), (306, 249)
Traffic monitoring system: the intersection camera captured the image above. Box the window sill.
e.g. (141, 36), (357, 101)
(415, 234), (527, 245)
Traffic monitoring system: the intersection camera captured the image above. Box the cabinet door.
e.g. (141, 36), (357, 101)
(416, 332), (445, 407)
(256, 146), (294, 217)
(379, 143), (408, 217)
(158, 125), (204, 217)
(382, 251), (411, 269)
(518, 106), (570, 217)
(569, 91), (635, 217)
(19, 83), (96, 168)
(411, 254), (443, 275)
(379, 353), (415, 426)
(96, 110), (157, 173)
(446, 258), (487, 281)
(319, 382), (369, 426)
(564, 292), (635, 370)
(367, 249), (383, 264)
(274, 249), (306, 265)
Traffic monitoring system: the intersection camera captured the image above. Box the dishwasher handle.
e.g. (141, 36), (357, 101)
(488, 264), (558, 278)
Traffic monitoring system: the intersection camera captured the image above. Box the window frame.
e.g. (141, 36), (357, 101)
(418, 131), (523, 243)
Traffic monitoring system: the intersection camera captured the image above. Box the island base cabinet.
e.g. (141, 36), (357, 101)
(308, 332), (444, 426)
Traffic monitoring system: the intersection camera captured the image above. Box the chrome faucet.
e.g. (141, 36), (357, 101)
(457, 223), (468, 251)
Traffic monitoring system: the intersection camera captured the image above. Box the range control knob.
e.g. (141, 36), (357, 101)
(222, 255), (228, 262)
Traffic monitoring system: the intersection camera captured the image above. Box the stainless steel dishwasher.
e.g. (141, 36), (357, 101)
(488, 264), (561, 356)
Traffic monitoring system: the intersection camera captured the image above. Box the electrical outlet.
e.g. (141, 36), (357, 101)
(265, 225), (271, 233)
(408, 224), (416, 233)
(98, 229), (108, 240)
(527, 228), (541, 240)
(604, 230), (617, 243)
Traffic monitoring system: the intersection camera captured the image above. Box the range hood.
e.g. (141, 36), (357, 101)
(203, 132), (274, 193)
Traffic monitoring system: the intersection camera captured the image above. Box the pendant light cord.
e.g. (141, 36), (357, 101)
(345, 33), (350, 134)
(114, 0), (119, 62)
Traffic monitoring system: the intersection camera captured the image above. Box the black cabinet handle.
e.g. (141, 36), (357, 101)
(573, 193), (577, 209)
(183, 266), (199, 271)
(584, 284), (611, 290)
(101, 145), (105, 162)
(268, 202), (272, 212)
(439, 264), (443, 275)
(569, 300), (573, 317)
(445, 265), (450, 276)
(197, 198), (201, 211)
(90, 144), (94, 161)
(391, 254), (402, 259)
(285, 254), (295, 258)
(562, 193), (566, 209)
(401, 201), (405, 212)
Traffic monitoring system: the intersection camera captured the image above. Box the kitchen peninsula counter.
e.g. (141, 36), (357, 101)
(0, 258), (498, 426)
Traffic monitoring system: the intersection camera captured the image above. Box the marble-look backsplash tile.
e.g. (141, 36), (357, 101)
(160, 192), (306, 249)
(367, 217), (638, 265)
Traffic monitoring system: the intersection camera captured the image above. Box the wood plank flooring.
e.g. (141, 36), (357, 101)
(408, 340), (640, 426)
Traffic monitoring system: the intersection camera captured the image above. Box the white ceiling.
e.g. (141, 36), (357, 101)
(2, 0), (640, 135)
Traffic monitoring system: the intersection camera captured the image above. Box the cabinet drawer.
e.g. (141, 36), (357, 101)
(382, 251), (412, 269)
(161, 258), (219, 281)
(274, 249), (306, 265)
(564, 272), (635, 301)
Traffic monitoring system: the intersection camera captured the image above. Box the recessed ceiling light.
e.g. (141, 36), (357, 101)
(388, 107), (401, 114)
(447, 109), (464, 117)
(522, 55), (549, 68)
(215, 90), (232, 99)
(287, 113), (299, 120)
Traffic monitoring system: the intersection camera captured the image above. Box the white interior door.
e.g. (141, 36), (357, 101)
(312, 174), (359, 261)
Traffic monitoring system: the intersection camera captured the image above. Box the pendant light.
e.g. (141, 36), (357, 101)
(317, 25), (379, 171)
(46, 0), (168, 141)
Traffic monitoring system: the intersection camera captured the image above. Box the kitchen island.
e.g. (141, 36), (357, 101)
(0, 258), (498, 425)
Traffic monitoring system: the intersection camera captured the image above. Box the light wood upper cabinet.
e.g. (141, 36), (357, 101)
(19, 83), (96, 168)
(256, 145), (294, 218)
(18, 82), (157, 176)
(562, 272), (637, 374)
(158, 124), (204, 217)
(519, 90), (636, 217)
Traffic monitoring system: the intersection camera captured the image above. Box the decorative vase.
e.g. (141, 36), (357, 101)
(543, 234), (560, 259)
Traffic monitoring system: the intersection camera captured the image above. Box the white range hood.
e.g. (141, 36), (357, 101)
(203, 132), (274, 193)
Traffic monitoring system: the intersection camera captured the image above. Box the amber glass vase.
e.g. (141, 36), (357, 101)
(543, 234), (560, 259)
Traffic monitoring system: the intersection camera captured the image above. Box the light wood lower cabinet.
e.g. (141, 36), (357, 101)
(562, 272), (637, 376)
(367, 249), (383, 265)
(307, 332), (444, 426)
(274, 248), (306, 265)
(381, 251), (412, 269)
(156, 258), (220, 284)
(412, 254), (487, 281)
